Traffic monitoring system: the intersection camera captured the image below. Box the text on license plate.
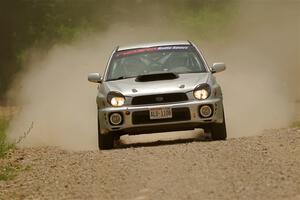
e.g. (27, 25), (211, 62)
(149, 107), (172, 119)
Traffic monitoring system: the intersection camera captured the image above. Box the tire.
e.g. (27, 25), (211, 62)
(98, 133), (114, 150)
(204, 112), (227, 141)
(98, 114), (114, 150)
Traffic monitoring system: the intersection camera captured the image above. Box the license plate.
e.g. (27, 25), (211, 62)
(149, 107), (172, 119)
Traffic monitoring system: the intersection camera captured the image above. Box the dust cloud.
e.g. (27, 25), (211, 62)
(208, 0), (300, 137)
(7, 0), (300, 149)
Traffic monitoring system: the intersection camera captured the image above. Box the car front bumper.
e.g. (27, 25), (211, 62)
(98, 98), (224, 135)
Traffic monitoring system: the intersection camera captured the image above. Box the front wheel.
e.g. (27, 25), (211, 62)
(210, 121), (227, 140)
(98, 114), (114, 150)
(205, 113), (227, 141)
(98, 133), (114, 150)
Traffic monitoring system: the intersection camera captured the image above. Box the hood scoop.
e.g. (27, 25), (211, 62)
(135, 72), (179, 82)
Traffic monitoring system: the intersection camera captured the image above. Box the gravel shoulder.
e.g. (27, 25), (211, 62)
(0, 128), (299, 200)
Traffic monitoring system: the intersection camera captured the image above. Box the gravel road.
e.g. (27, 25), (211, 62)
(0, 128), (299, 200)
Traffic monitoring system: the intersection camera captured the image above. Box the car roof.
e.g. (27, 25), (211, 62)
(117, 41), (191, 51)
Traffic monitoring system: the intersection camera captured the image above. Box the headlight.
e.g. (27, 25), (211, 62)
(107, 92), (125, 107)
(193, 84), (211, 100)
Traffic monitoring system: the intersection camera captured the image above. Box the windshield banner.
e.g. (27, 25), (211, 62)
(116, 46), (190, 57)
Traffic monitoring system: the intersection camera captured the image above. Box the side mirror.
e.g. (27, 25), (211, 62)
(211, 63), (226, 73)
(88, 73), (102, 83)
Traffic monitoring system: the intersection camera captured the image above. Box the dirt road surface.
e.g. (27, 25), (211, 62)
(0, 128), (299, 200)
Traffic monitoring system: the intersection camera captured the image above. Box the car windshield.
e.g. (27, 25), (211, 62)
(106, 45), (207, 81)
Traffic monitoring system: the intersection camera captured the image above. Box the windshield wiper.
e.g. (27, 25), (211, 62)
(108, 76), (132, 81)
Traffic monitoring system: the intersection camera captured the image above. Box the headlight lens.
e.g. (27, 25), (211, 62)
(111, 97), (125, 106)
(194, 89), (209, 100)
(107, 92), (125, 107)
(193, 84), (211, 100)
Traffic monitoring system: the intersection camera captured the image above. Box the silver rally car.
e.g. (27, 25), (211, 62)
(88, 41), (227, 149)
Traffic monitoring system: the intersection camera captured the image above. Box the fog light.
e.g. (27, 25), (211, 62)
(109, 113), (123, 125)
(199, 105), (213, 118)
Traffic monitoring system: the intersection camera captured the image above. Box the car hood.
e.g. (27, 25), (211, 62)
(103, 73), (210, 96)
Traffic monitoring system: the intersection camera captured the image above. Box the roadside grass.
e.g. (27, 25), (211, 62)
(0, 117), (18, 181)
(0, 164), (20, 181)
(0, 110), (33, 181)
(0, 118), (14, 158)
(0, 160), (30, 181)
(291, 121), (300, 128)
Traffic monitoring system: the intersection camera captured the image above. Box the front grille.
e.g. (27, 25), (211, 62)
(132, 107), (191, 125)
(132, 93), (188, 105)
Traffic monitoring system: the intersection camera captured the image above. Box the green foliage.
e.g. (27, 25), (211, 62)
(0, 118), (17, 181)
(291, 121), (300, 128)
(0, 0), (112, 98)
(0, 114), (33, 181)
(0, 161), (30, 181)
(0, 165), (19, 181)
(11, 0), (111, 65)
(0, 119), (14, 158)
(171, 0), (238, 39)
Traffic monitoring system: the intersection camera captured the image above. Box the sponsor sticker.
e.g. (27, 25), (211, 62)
(116, 46), (190, 57)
